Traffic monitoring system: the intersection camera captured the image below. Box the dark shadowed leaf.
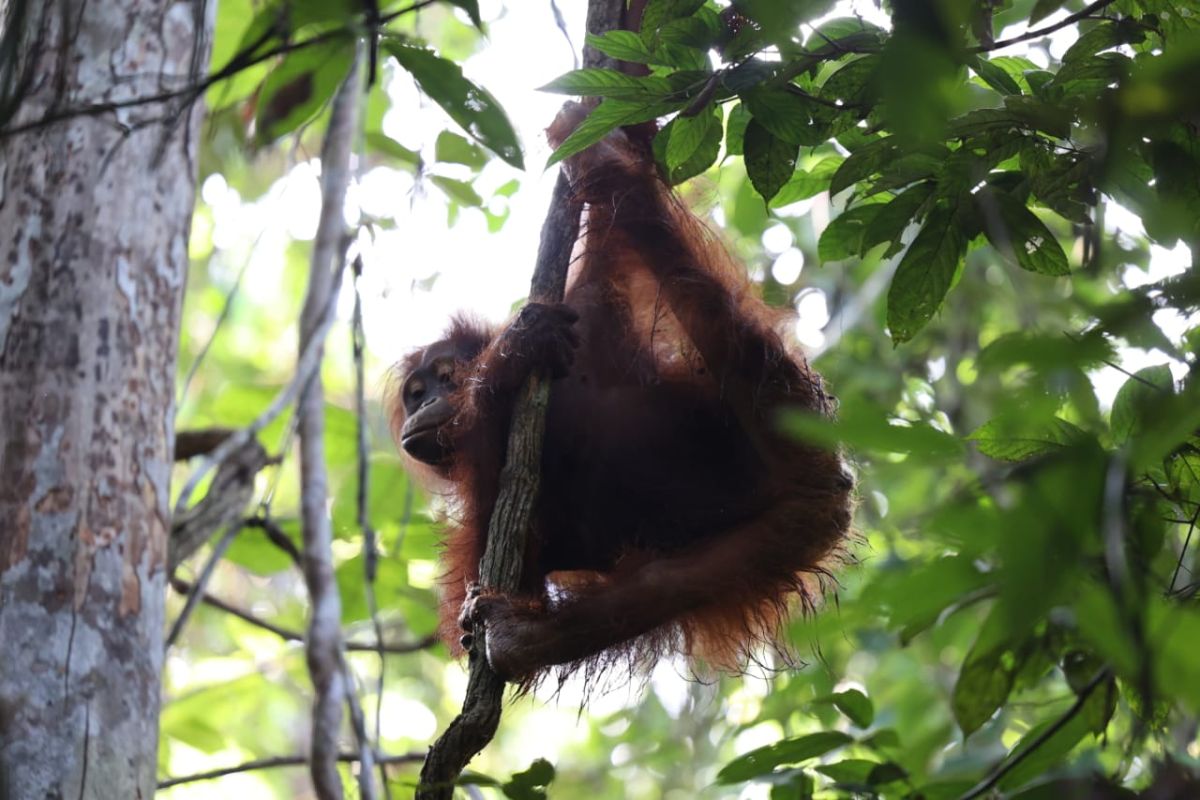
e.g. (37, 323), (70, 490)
(970, 415), (1088, 462)
(887, 206), (967, 343)
(818, 205), (883, 262)
(386, 41), (523, 168)
(547, 98), (678, 166)
(744, 120), (799, 203)
(717, 731), (853, 784)
(255, 37), (354, 144)
(832, 689), (874, 728)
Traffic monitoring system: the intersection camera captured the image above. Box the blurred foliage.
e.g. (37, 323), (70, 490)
(164, 0), (1200, 798)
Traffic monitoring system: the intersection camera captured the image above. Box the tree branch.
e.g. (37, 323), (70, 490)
(414, 3), (629, 797)
(157, 751), (425, 790)
(959, 668), (1114, 800)
(169, 577), (438, 653)
(298, 50), (362, 800)
(968, 0), (1119, 53)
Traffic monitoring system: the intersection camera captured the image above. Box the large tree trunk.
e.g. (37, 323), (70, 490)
(0, 2), (207, 797)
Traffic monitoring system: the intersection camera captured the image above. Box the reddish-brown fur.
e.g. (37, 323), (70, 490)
(391, 106), (853, 684)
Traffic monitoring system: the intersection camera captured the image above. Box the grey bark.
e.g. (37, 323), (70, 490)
(0, 1), (207, 798)
(298, 53), (363, 800)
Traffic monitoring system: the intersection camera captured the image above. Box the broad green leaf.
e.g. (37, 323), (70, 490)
(255, 37), (355, 144)
(981, 192), (1070, 275)
(446, 0), (482, 28)
(744, 120), (799, 203)
(584, 30), (654, 64)
(539, 68), (672, 101)
(770, 157), (843, 207)
(641, 0), (706, 42)
(971, 55), (1022, 95)
(860, 182), (933, 256)
(743, 87), (821, 145)
(829, 136), (897, 196)
(386, 41), (523, 168)
(716, 732), (853, 784)
(435, 130), (487, 169)
(725, 102), (751, 156)
(430, 175), (483, 207)
(953, 638), (1018, 735)
(818, 205), (882, 262)
(1110, 365), (1171, 444)
(887, 206), (967, 343)
(995, 712), (1092, 791)
(969, 415), (1088, 462)
(1061, 22), (1120, 63)
(785, 404), (964, 459)
(654, 107), (722, 183)
(1030, 0), (1068, 24)
(547, 98), (678, 166)
(832, 689), (874, 728)
(814, 759), (877, 784)
(367, 132), (421, 168)
(665, 108), (714, 169)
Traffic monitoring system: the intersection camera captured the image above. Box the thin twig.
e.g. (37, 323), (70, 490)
(157, 751), (425, 790)
(351, 253), (392, 800)
(968, 0), (1119, 53)
(1168, 506), (1199, 595)
(166, 524), (243, 648)
(0, 0), (439, 139)
(169, 577), (438, 653)
(959, 668), (1113, 800)
(171, 245), (349, 520)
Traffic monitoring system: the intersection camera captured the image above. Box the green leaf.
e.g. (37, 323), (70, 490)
(1110, 365), (1172, 445)
(860, 182), (933, 256)
(785, 402), (965, 459)
(969, 415), (1088, 462)
(744, 120), (799, 204)
(814, 759), (877, 784)
(818, 205), (882, 262)
(501, 758), (555, 800)
(995, 712), (1092, 791)
(366, 132), (421, 168)
(770, 157), (843, 207)
(886, 206), (967, 343)
(981, 192), (1070, 276)
(654, 107), (722, 184)
(547, 98), (677, 166)
(832, 689), (874, 728)
(952, 603), (1041, 737)
(829, 136), (896, 196)
(584, 30), (654, 64)
(435, 130), (487, 169)
(430, 175), (483, 207)
(725, 102), (751, 156)
(446, 0), (482, 29)
(716, 732), (853, 784)
(1030, 0), (1068, 24)
(665, 108), (714, 169)
(386, 41), (523, 168)
(971, 55), (1022, 95)
(641, 0), (706, 43)
(743, 87), (821, 145)
(1061, 22), (1119, 63)
(255, 37), (355, 144)
(539, 68), (672, 100)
